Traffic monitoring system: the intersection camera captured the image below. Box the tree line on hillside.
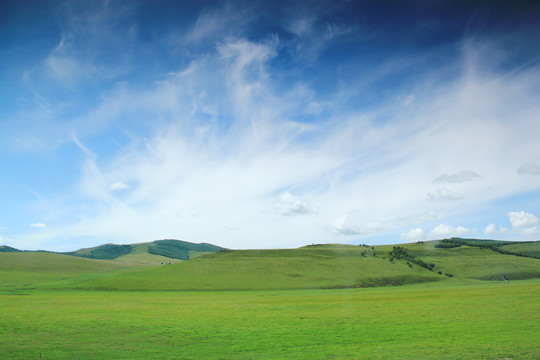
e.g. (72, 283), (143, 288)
(435, 238), (540, 259)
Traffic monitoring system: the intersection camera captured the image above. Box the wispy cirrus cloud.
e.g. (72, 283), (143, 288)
(517, 162), (540, 176)
(433, 170), (481, 183)
(427, 188), (463, 201)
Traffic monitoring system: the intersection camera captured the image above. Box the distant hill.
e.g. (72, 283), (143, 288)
(62, 239), (226, 261)
(0, 245), (22, 252)
(55, 240), (540, 291)
(2, 238), (538, 291)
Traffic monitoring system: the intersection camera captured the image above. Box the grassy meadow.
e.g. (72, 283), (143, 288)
(1, 240), (539, 359)
(1, 281), (539, 359)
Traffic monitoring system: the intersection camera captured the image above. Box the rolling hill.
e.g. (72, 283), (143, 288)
(1, 238), (539, 291)
(0, 239), (225, 288)
(62, 239), (225, 261)
(44, 239), (540, 291)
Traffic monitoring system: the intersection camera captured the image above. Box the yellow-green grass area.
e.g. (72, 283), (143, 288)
(0, 252), (132, 288)
(400, 241), (540, 281)
(58, 245), (442, 291)
(0, 280), (538, 359)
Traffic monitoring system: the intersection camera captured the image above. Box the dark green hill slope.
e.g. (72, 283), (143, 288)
(147, 239), (225, 260)
(63, 244), (132, 259)
(63, 239), (225, 260)
(0, 245), (22, 252)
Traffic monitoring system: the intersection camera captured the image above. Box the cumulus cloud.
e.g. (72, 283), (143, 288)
(330, 213), (389, 236)
(274, 192), (317, 216)
(110, 182), (130, 190)
(429, 224), (468, 239)
(400, 228), (426, 242)
(507, 211), (539, 236)
(331, 214), (361, 235)
(484, 223), (496, 235)
(516, 162), (540, 175)
(508, 211), (538, 228)
(427, 188), (462, 201)
(29, 223), (47, 229)
(433, 170), (481, 183)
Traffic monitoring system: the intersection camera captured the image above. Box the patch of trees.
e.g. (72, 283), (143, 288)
(435, 239), (462, 248)
(359, 245), (376, 257)
(389, 246), (436, 271)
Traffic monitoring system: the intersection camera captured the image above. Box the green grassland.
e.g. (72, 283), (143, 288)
(0, 252), (130, 288)
(1, 281), (538, 359)
(0, 239), (539, 359)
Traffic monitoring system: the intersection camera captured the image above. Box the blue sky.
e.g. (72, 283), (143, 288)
(1, 0), (540, 251)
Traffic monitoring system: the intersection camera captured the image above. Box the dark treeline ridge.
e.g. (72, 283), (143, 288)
(435, 238), (540, 259)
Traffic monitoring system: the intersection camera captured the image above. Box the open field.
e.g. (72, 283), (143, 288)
(1, 240), (539, 358)
(1, 280), (539, 359)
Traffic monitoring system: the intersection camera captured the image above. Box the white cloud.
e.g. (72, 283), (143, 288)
(110, 182), (130, 190)
(521, 227), (540, 236)
(274, 192), (317, 216)
(433, 170), (481, 183)
(400, 228), (426, 242)
(429, 224), (468, 239)
(330, 214), (361, 235)
(29, 223), (47, 229)
(415, 211), (444, 223)
(508, 211), (538, 228)
(508, 211), (539, 237)
(484, 223), (496, 235)
(401, 94), (416, 107)
(427, 188), (462, 201)
(517, 162), (540, 175)
(330, 213), (389, 236)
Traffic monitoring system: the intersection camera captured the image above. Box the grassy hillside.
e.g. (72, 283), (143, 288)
(46, 240), (540, 291)
(397, 240), (540, 281)
(0, 252), (130, 288)
(500, 242), (540, 258)
(54, 244), (440, 291)
(3, 239), (539, 291)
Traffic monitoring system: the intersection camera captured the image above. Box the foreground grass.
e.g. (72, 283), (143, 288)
(1, 280), (538, 359)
